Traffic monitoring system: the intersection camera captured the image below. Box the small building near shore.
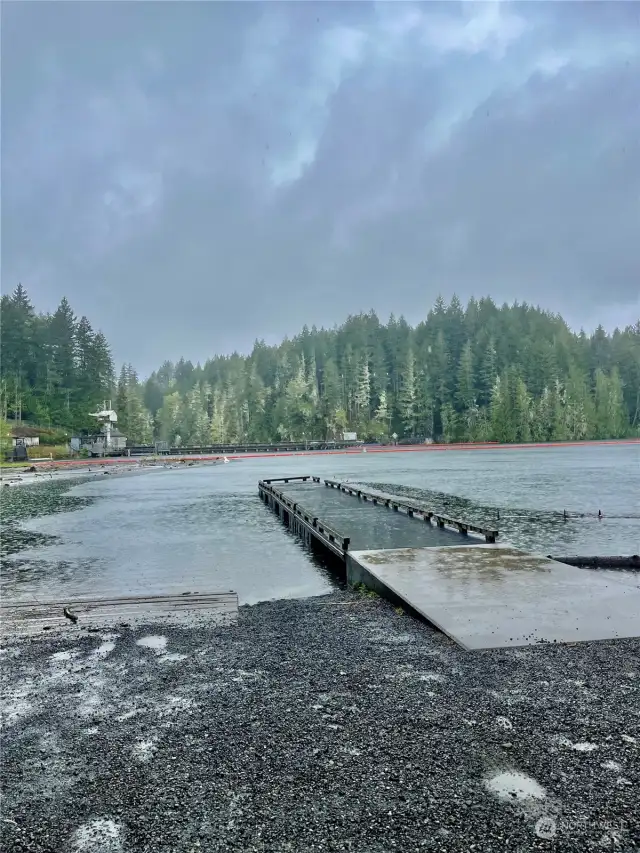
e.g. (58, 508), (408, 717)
(10, 426), (40, 447)
(108, 428), (127, 451)
(78, 426), (128, 456)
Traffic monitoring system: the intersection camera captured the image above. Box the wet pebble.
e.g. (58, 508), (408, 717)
(1, 592), (639, 852)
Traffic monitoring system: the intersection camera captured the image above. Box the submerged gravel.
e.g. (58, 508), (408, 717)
(1, 591), (639, 853)
(0, 477), (95, 559)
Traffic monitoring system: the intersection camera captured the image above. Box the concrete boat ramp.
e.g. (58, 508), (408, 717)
(260, 476), (640, 650)
(349, 545), (640, 650)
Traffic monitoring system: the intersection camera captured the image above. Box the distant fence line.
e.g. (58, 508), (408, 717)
(560, 511), (640, 520)
(360, 482), (640, 523)
(493, 507), (640, 521)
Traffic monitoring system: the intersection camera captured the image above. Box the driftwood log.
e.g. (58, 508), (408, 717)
(549, 555), (640, 570)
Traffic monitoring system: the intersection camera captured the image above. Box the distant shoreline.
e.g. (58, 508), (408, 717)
(17, 436), (640, 470)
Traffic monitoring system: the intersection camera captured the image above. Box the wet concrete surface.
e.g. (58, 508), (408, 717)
(2, 592), (639, 853)
(277, 481), (474, 550)
(349, 546), (640, 649)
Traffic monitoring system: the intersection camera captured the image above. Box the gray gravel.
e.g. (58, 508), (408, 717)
(1, 591), (639, 852)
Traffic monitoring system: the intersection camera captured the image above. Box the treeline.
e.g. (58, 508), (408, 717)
(1, 285), (115, 433)
(2, 285), (639, 445)
(143, 295), (639, 445)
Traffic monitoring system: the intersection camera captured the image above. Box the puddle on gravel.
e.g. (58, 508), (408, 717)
(136, 635), (167, 652)
(92, 641), (116, 660)
(158, 652), (188, 663)
(132, 738), (157, 762)
(557, 736), (599, 752)
(72, 818), (123, 852)
(485, 770), (546, 801)
(50, 650), (76, 663)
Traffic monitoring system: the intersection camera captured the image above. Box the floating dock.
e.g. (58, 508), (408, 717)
(258, 476), (498, 554)
(259, 476), (640, 650)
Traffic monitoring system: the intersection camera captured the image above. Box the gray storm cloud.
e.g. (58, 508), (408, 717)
(2, 0), (639, 372)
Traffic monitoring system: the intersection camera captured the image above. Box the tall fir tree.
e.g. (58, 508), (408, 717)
(2, 289), (637, 446)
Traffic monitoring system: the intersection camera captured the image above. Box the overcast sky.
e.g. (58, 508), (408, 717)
(2, 1), (639, 374)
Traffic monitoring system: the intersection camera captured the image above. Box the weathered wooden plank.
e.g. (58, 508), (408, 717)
(3, 591), (238, 612)
(1, 591), (239, 635)
(262, 476), (310, 485)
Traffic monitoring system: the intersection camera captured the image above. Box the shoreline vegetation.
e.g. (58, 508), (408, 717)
(2, 287), (639, 455)
(1, 437), (638, 475)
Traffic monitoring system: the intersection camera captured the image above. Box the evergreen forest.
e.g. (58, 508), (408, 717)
(2, 284), (638, 446)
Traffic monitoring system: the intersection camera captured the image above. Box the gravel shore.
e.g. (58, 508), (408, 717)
(2, 591), (639, 853)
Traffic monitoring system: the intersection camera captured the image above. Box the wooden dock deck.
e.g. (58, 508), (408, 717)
(258, 476), (497, 557)
(259, 476), (640, 649)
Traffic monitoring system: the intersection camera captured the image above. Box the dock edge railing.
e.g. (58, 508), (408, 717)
(323, 478), (499, 543)
(258, 477), (351, 557)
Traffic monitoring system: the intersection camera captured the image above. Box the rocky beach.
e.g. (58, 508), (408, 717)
(2, 591), (639, 852)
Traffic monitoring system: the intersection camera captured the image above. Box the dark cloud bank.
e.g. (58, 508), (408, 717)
(2, 1), (639, 372)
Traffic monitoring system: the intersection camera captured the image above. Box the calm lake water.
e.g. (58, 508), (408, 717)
(3, 444), (639, 605)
